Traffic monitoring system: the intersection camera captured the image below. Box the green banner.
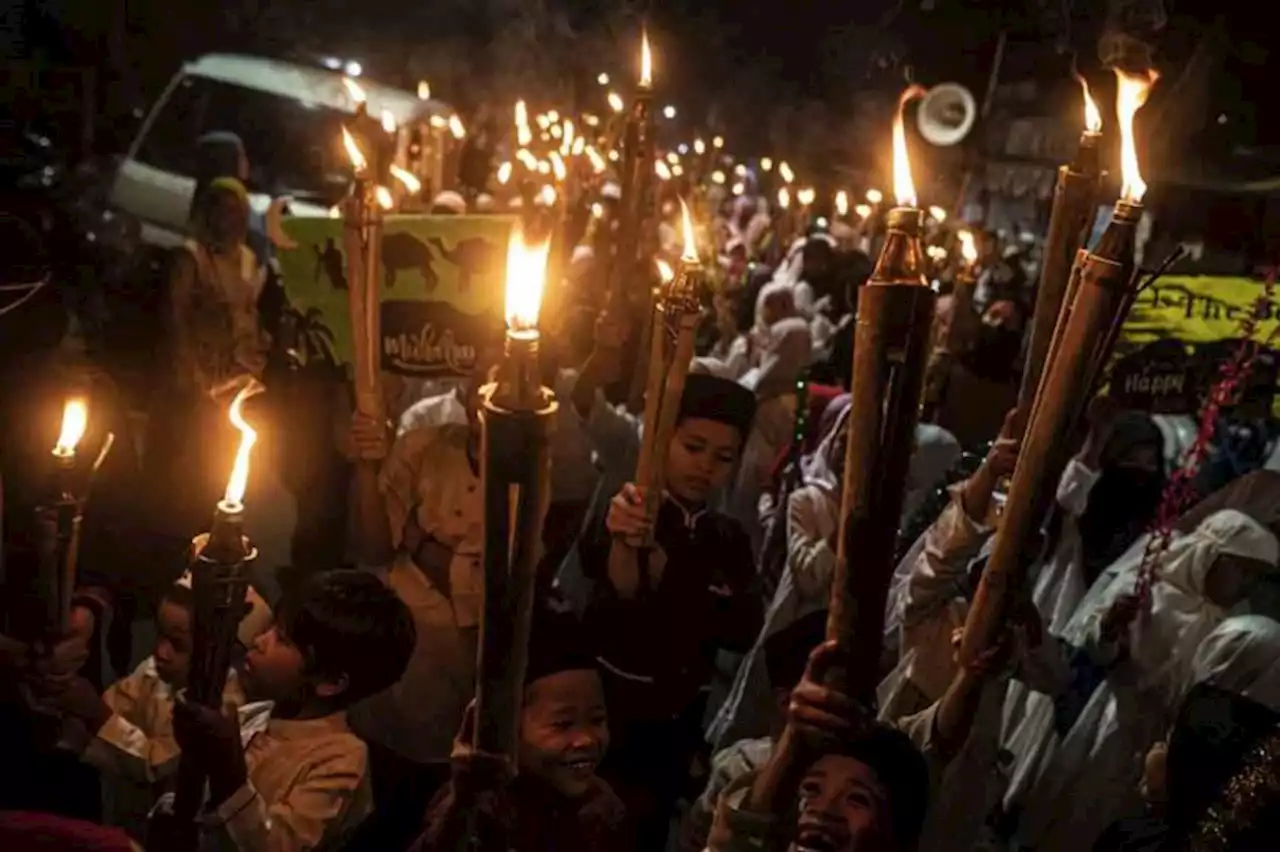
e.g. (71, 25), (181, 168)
(278, 215), (514, 378)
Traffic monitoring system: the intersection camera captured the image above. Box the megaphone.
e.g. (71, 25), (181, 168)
(917, 83), (977, 147)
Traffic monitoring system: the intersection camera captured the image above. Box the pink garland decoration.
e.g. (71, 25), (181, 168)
(1133, 269), (1279, 603)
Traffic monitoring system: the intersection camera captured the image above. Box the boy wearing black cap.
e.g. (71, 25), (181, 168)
(411, 609), (631, 852)
(577, 371), (765, 848)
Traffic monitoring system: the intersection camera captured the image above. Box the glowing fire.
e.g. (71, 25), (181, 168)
(777, 187), (791, 209)
(560, 120), (575, 156)
(504, 227), (550, 332)
(694, 138), (706, 155)
(538, 185), (557, 207)
(679, 198), (699, 263)
(549, 151), (567, 181)
(866, 188), (883, 204)
(640, 30), (653, 88)
(958, 230), (978, 264)
(778, 161), (795, 184)
(53, 398), (88, 457)
(893, 85), (929, 208)
(341, 127), (368, 173)
(381, 109), (397, 134)
(835, 190), (849, 216)
(607, 92), (625, 113)
(797, 187), (816, 207)
(417, 80), (431, 100)
(655, 160), (672, 181)
(515, 100), (533, 146)
(1075, 72), (1102, 134)
(222, 380), (265, 509)
(390, 165), (421, 194)
(342, 77), (366, 105)
(656, 258), (675, 284)
(1115, 68), (1160, 203)
(854, 203), (872, 219)
(585, 146), (606, 174)
(497, 162), (513, 184)
(448, 115), (466, 139)
(928, 205), (947, 223)
(375, 186), (394, 209)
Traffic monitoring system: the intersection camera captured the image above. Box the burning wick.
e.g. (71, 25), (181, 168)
(958, 230), (978, 266)
(504, 227), (551, 338)
(220, 381), (265, 514)
(375, 186), (394, 210)
(390, 165), (421, 194)
(53, 399), (88, 459)
(1075, 72), (1103, 134)
(640, 30), (653, 89)
(1115, 68), (1160, 204)
(656, 258), (675, 285)
(893, 85), (929, 208)
(342, 126), (368, 174)
(679, 198), (699, 265)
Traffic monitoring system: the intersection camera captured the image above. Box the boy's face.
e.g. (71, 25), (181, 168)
(243, 623), (311, 705)
(517, 669), (609, 800)
(665, 418), (741, 505)
(791, 755), (893, 852)
(154, 600), (192, 688)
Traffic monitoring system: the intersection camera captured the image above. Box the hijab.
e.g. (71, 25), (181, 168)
(800, 400), (852, 494)
(1189, 615), (1280, 711)
(1065, 510), (1278, 695)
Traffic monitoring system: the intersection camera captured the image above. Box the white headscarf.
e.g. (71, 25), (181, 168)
(800, 403), (852, 494)
(1065, 509), (1278, 694)
(1190, 614), (1280, 710)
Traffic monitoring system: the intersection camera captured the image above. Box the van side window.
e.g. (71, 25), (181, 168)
(136, 77), (205, 177)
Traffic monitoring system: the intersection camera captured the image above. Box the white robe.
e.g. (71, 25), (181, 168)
(1189, 613), (1280, 709)
(1004, 510), (1278, 852)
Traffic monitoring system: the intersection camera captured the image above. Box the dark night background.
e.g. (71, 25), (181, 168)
(2, 0), (1276, 187)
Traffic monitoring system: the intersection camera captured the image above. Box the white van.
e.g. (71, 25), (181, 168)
(109, 53), (451, 247)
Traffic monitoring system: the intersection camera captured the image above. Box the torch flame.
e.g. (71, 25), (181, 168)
(504, 226), (550, 332)
(779, 161), (795, 184)
(1075, 72), (1103, 133)
(381, 109), (397, 134)
(656, 258), (675, 284)
(497, 161), (513, 184)
(607, 92), (625, 113)
(515, 100), (528, 127)
(417, 80), (431, 100)
(655, 160), (672, 181)
(561, 120), (575, 156)
(797, 187), (816, 207)
(550, 151), (567, 181)
(694, 138), (706, 155)
(342, 77), (366, 105)
(375, 186), (394, 209)
(341, 126), (368, 173)
(640, 30), (653, 88)
(854, 203), (872, 219)
(835, 190), (849, 216)
(1115, 68), (1159, 203)
(585, 146), (606, 173)
(390, 165), (421, 193)
(893, 85), (929, 208)
(448, 115), (466, 139)
(54, 398), (88, 456)
(679, 198), (698, 263)
(958, 229), (978, 264)
(777, 187), (791, 209)
(222, 380), (265, 509)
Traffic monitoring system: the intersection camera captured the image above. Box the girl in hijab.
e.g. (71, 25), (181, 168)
(1003, 509), (1278, 852)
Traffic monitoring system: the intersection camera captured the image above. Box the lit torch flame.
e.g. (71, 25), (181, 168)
(835, 190), (849, 216)
(342, 77), (366, 106)
(679, 198), (698, 263)
(341, 127), (368, 174)
(607, 92), (625, 113)
(381, 109), (397, 134)
(893, 85), (929, 208)
(53, 398), (88, 457)
(417, 80), (431, 100)
(1115, 68), (1160, 203)
(390, 165), (420, 193)
(515, 100), (533, 146)
(797, 187), (816, 207)
(779, 161), (795, 184)
(655, 160), (672, 181)
(1075, 72), (1103, 134)
(777, 187), (791, 209)
(560, 120), (575, 156)
(504, 226), (550, 333)
(375, 186), (394, 209)
(585, 146), (606, 174)
(222, 380), (265, 510)
(656, 258), (675, 284)
(640, 30), (653, 89)
(958, 229), (978, 265)
(854, 203), (872, 219)
(448, 115), (466, 139)
(549, 151), (567, 182)
(497, 161), (513, 184)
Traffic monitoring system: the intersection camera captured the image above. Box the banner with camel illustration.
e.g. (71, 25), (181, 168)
(277, 215), (514, 378)
(1110, 274), (1280, 415)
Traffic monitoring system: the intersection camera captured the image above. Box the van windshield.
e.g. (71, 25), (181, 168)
(135, 74), (366, 207)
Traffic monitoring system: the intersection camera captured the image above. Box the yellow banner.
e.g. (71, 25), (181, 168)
(1118, 274), (1280, 355)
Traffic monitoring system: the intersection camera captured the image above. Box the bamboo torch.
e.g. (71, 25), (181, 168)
(1015, 74), (1105, 427)
(959, 68), (1160, 664)
(165, 381), (264, 848)
(825, 86), (936, 697)
(748, 85), (937, 816)
(607, 29), (654, 309)
(633, 200), (704, 547)
(35, 399), (89, 633)
(471, 229), (558, 767)
(340, 79), (394, 562)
